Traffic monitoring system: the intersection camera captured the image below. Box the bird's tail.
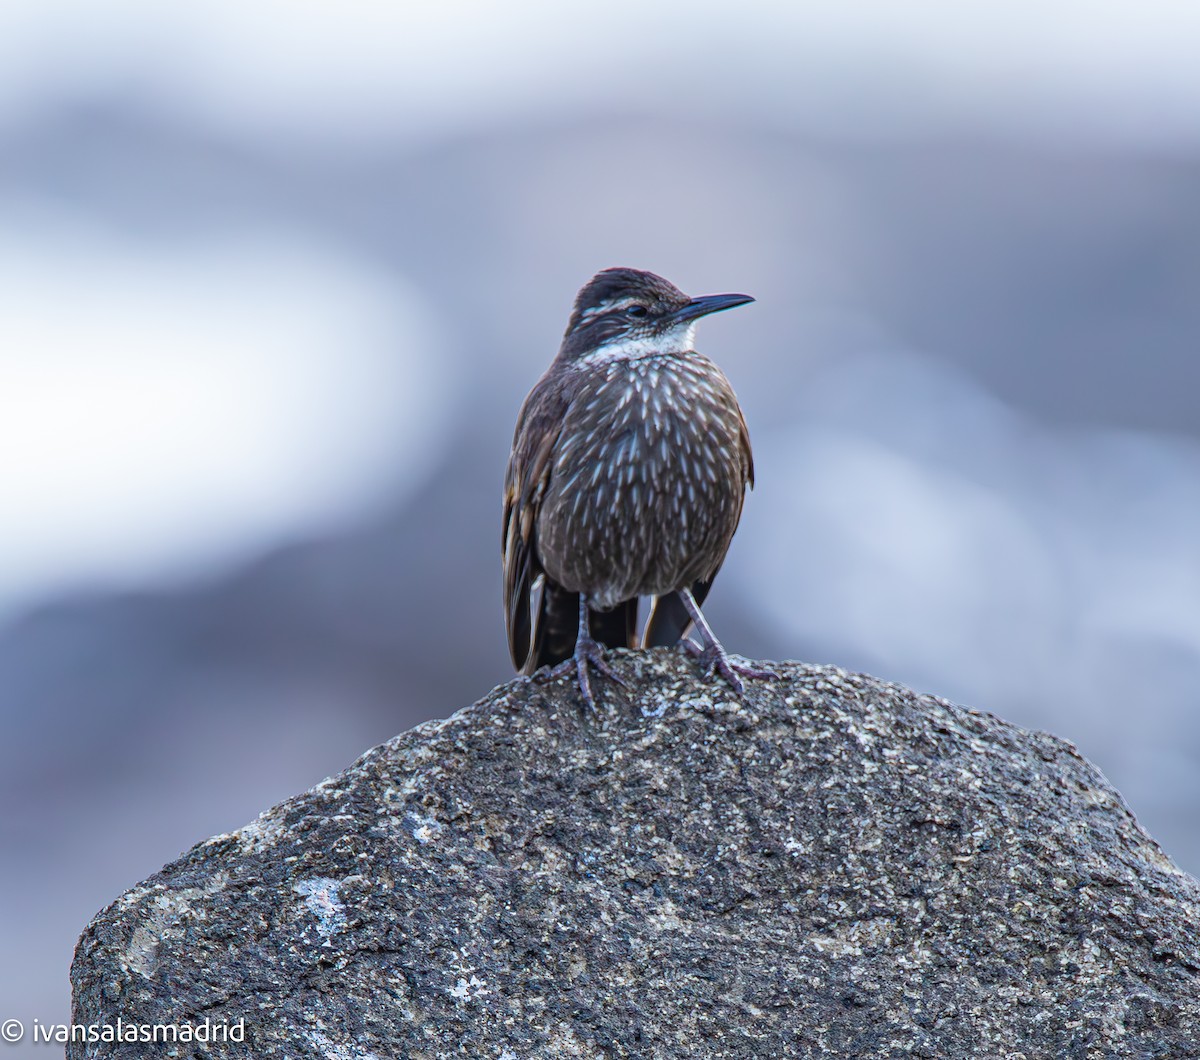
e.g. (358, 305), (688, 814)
(529, 584), (639, 671)
(642, 579), (713, 648)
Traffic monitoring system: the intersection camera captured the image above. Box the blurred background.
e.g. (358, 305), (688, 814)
(3, 0), (1200, 1044)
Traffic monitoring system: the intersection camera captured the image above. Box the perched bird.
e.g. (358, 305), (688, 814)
(503, 267), (770, 708)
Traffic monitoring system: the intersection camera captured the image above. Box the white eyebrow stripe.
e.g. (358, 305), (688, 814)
(576, 296), (642, 323)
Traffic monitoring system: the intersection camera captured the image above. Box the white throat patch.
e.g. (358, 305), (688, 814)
(579, 322), (697, 365)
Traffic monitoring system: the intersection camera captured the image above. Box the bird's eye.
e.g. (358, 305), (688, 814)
(626, 305), (648, 318)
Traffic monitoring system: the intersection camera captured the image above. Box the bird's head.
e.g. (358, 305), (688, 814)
(558, 267), (753, 363)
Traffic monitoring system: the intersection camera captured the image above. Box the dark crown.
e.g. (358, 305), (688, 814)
(565, 269), (688, 333)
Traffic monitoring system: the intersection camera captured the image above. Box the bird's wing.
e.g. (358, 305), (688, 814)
(503, 377), (570, 673)
(740, 402), (755, 490)
(504, 375), (640, 672)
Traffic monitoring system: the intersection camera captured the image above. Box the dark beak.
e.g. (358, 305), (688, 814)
(670, 292), (755, 325)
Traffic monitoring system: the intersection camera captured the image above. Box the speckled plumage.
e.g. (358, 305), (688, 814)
(537, 351), (751, 609)
(503, 268), (765, 705)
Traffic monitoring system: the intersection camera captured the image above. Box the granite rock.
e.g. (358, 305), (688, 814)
(70, 653), (1200, 1057)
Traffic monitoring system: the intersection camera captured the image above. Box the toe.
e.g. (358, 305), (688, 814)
(717, 663), (746, 695)
(731, 661), (779, 682)
(575, 660), (596, 710)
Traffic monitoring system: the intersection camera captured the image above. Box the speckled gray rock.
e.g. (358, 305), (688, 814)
(71, 654), (1200, 1058)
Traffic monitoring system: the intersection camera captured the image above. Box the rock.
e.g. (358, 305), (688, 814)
(70, 653), (1200, 1058)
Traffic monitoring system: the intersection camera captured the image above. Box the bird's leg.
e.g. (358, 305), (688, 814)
(552, 594), (627, 711)
(677, 587), (776, 694)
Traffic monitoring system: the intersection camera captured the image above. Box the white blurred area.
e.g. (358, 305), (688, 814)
(0, 201), (448, 616)
(2, 1), (1200, 147)
(3, 2), (1200, 1054)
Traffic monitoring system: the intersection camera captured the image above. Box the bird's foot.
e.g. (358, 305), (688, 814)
(551, 636), (627, 712)
(681, 638), (777, 695)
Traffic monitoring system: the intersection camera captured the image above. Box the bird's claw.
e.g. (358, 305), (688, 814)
(552, 637), (626, 712)
(681, 638), (777, 695)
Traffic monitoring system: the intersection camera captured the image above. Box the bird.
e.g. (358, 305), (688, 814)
(502, 267), (771, 709)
